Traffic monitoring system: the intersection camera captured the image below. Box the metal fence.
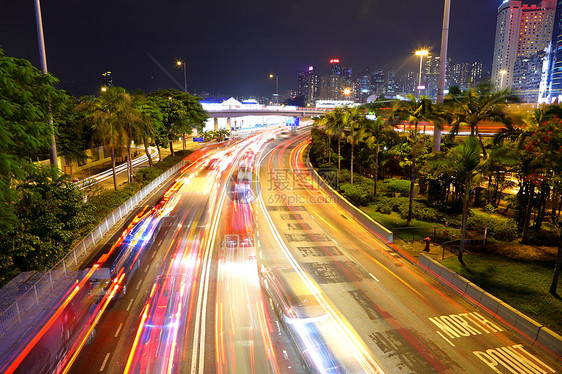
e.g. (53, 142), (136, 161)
(0, 160), (188, 337)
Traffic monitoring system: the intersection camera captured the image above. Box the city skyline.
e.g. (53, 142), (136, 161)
(1, 0), (498, 97)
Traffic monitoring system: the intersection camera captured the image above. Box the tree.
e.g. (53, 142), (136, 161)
(0, 48), (63, 235)
(56, 93), (92, 165)
(521, 119), (562, 294)
(79, 87), (133, 190)
(391, 95), (443, 223)
(317, 108), (346, 177)
(342, 107), (364, 185)
(359, 117), (396, 196)
(149, 89), (208, 156)
(446, 88), (516, 158)
(454, 136), (484, 264)
(0, 167), (86, 272)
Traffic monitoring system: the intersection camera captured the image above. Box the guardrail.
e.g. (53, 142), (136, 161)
(0, 160), (188, 337)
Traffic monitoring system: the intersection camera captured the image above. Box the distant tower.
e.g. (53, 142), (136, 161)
(320, 59), (345, 100)
(102, 71), (113, 88)
(329, 58), (342, 75)
(297, 65), (319, 105)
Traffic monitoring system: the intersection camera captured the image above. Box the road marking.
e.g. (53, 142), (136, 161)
(126, 298), (134, 311)
(114, 323), (123, 338)
(157, 239), (163, 246)
(283, 350), (288, 359)
(99, 353), (110, 371)
(144, 264), (149, 272)
(436, 331), (455, 347)
(136, 279), (143, 290)
(151, 250), (156, 259)
(474, 344), (555, 374)
(369, 273), (380, 282)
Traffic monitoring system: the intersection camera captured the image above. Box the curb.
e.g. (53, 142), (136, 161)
(418, 253), (562, 359)
(304, 156), (393, 244)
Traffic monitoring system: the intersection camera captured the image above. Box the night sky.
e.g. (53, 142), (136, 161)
(0, 0), (499, 98)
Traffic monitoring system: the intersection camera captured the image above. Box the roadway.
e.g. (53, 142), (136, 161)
(48, 126), (562, 373)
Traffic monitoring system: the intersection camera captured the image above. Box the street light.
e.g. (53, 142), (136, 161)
(415, 49), (429, 98)
(176, 60), (187, 93)
(269, 73), (279, 105)
(500, 70), (507, 91)
(34, 0), (58, 168)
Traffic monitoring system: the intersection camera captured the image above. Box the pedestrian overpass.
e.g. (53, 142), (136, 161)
(200, 97), (327, 131)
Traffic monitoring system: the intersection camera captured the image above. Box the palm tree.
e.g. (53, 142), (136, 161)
(319, 108), (346, 178)
(342, 107), (364, 185)
(447, 88), (516, 158)
(359, 117), (396, 196)
(391, 95), (443, 223)
(454, 136), (485, 264)
(80, 87), (133, 190)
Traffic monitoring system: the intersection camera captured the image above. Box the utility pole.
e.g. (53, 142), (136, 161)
(434, 0), (451, 153)
(34, 0), (58, 168)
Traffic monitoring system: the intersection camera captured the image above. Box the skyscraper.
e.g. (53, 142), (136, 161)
(492, 0), (556, 96)
(320, 58), (345, 100)
(297, 66), (319, 105)
(329, 59), (342, 75)
(543, 1), (562, 102)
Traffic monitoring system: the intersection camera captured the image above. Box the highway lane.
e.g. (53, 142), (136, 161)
(213, 140), (305, 374)
(254, 129), (562, 374)
(68, 155), (221, 374)
(68, 129), (306, 374)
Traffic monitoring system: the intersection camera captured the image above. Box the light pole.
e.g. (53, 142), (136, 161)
(177, 60), (187, 93)
(176, 60), (188, 150)
(269, 73), (279, 105)
(415, 49), (429, 98)
(434, 0), (451, 153)
(500, 70), (507, 91)
(34, 0), (58, 169)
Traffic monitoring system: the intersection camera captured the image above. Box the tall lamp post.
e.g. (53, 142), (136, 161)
(269, 73), (279, 105)
(176, 60), (188, 150)
(176, 60), (187, 93)
(500, 70), (507, 91)
(433, 0), (451, 153)
(34, 0), (58, 169)
(415, 49), (429, 98)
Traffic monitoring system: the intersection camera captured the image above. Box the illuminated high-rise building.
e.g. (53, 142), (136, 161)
(320, 58), (345, 100)
(329, 58), (342, 75)
(492, 0), (556, 95)
(102, 71), (113, 88)
(297, 65), (319, 104)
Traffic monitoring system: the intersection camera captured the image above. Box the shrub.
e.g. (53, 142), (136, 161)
(468, 213), (517, 241)
(382, 178), (411, 197)
(339, 183), (371, 206)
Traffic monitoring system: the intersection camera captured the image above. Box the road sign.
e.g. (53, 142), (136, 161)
(286, 117), (300, 127)
(193, 137), (205, 142)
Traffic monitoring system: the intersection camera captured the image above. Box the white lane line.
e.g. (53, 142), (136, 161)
(151, 250), (156, 259)
(144, 264), (149, 272)
(436, 331), (455, 347)
(126, 298), (134, 311)
(114, 323), (123, 338)
(99, 353), (111, 371)
(369, 273), (380, 282)
(157, 239), (163, 246)
(136, 279), (143, 290)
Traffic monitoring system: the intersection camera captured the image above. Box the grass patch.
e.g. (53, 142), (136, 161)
(442, 253), (562, 335)
(361, 205), (447, 242)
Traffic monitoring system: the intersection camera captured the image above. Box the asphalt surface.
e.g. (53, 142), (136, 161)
(59, 127), (562, 374)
